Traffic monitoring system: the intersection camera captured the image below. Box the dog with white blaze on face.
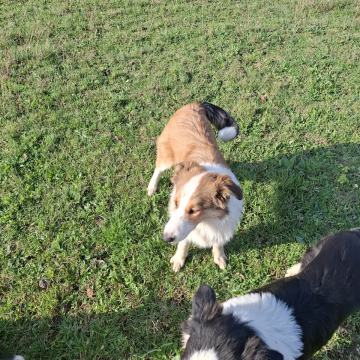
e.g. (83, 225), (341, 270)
(147, 102), (244, 272)
(181, 229), (360, 360)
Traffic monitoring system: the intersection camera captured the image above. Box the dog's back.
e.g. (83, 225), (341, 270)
(299, 229), (360, 310)
(156, 102), (239, 167)
(258, 229), (360, 359)
(272, 229), (360, 358)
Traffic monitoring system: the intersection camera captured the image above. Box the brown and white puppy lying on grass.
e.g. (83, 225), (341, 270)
(148, 102), (243, 272)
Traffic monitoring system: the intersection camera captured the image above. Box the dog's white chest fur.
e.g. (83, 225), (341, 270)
(188, 164), (243, 248)
(222, 292), (303, 360)
(189, 195), (244, 248)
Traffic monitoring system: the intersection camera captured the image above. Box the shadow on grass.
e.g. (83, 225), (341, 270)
(227, 142), (360, 253)
(0, 297), (189, 360)
(1, 302), (360, 360)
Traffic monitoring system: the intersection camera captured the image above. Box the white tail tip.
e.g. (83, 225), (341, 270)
(13, 356), (25, 360)
(218, 127), (237, 142)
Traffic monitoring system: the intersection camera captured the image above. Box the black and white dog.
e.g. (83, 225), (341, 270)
(180, 229), (360, 360)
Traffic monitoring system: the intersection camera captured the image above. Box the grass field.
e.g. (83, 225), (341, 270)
(1, 0), (360, 359)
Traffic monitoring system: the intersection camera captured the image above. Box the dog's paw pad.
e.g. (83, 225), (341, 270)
(170, 256), (185, 272)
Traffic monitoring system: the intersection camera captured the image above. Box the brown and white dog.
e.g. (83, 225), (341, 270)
(148, 102), (244, 272)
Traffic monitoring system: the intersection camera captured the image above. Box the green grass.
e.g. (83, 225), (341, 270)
(1, 0), (360, 358)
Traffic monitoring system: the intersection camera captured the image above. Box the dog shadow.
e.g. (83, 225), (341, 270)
(1, 300), (359, 360)
(226, 142), (360, 253)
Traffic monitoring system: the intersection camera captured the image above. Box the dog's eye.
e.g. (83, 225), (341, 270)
(175, 199), (179, 207)
(188, 208), (199, 215)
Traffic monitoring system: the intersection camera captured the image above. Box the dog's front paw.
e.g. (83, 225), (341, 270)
(214, 254), (227, 270)
(285, 263), (302, 277)
(170, 255), (185, 272)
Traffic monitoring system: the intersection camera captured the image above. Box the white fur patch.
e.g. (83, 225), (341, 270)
(285, 263), (302, 277)
(189, 349), (219, 360)
(182, 332), (190, 349)
(188, 194), (243, 248)
(164, 173), (206, 242)
(12, 356), (25, 360)
(222, 292), (303, 360)
(218, 126), (237, 141)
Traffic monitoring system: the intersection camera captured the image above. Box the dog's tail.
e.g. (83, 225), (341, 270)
(201, 102), (239, 142)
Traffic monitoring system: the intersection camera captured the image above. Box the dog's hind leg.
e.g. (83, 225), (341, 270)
(147, 140), (173, 196)
(285, 263), (302, 277)
(286, 235), (330, 277)
(286, 237), (329, 277)
(147, 165), (170, 196)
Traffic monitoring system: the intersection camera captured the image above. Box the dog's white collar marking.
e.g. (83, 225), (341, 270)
(200, 163), (239, 185)
(222, 292), (303, 360)
(189, 349), (219, 360)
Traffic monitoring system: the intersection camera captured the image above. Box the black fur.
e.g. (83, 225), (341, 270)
(181, 229), (360, 360)
(191, 285), (222, 322)
(201, 102), (239, 136)
(242, 337), (284, 360)
(262, 228), (360, 359)
(181, 285), (284, 360)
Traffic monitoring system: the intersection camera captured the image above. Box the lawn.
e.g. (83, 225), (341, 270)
(1, 0), (360, 359)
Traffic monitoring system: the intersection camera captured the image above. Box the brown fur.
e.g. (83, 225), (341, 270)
(189, 173), (243, 209)
(170, 162), (206, 210)
(155, 103), (227, 168)
(171, 171), (242, 225)
(171, 162), (205, 188)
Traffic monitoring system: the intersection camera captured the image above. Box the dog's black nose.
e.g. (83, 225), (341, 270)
(164, 235), (175, 243)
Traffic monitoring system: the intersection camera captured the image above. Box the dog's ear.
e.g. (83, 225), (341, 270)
(192, 284), (221, 322)
(225, 178), (243, 200)
(171, 161), (203, 184)
(213, 175), (243, 208)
